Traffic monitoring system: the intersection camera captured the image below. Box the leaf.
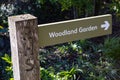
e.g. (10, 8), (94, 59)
(10, 78), (14, 80)
(1, 54), (12, 65)
(69, 67), (76, 74)
(0, 25), (3, 29)
(5, 66), (12, 71)
(76, 69), (83, 73)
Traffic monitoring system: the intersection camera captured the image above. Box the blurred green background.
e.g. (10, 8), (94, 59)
(0, 0), (120, 80)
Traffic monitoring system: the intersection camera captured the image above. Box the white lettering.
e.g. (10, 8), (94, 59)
(49, 26), (98, 38)
(49, 28), (78, 38)
(49, 32), (56, 38)
(79, 26), (97, 33)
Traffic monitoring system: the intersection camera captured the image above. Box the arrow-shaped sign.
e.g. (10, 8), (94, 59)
(38, 14), (112, 47)
(101, 21), (110, 30)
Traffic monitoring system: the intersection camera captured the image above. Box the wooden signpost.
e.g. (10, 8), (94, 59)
(8, 14), (112, 80)
(38, 14), (112, 47)
(8, 14), (40, 80)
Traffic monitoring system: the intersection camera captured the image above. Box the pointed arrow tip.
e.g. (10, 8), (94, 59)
(101, 21), (110, 30)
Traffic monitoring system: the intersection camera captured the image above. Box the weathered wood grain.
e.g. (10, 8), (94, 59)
(8, 14), (40, 80)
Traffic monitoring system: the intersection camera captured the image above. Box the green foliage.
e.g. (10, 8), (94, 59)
(1, 0), (120, 80)
(40, 39), (120, 80)
(0, 3), (14, 28)
(40, 67), (83, 80)
(103, 37), (120, 60)
(110, 0), (120, 14)
(40, 67), (54, 80)
(57, 67), (83, 80)
(38, 0), (94, 17)
(10, 78), (14, 80)
(2, 54), (12, 65)
(57, 40), (98, 55)
(1, 54), (13, 80)
(0, 25), (3, 29)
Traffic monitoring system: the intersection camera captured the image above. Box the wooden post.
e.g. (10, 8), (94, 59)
(8, 14), (40, 80)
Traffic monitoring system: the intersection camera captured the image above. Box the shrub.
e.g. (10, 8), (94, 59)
(1, 54), (13, 80)
(103, 37), (120, 60)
